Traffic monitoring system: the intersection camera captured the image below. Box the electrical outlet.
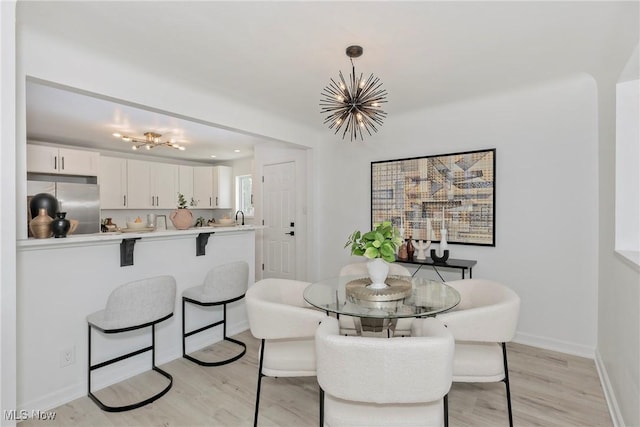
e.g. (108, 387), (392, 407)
(60, 346), (75, 367)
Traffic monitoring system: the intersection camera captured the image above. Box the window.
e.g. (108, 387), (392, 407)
(236, 175), (254, 217)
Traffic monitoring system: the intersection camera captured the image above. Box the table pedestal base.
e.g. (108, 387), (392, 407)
(353, 317), (398, 337)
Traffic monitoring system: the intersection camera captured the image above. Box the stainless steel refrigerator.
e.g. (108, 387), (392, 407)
(27, 181), (101, 235)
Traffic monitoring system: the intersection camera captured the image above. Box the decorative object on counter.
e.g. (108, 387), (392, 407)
(320, 45), (388, 141)
(406, 237), (415, 261)
(69, 219), (79, 235)
(218, 216), (234, 226)
(156, 215), (167, 230)
(171, 193), (194, 230)
(29, 192), (58, 220)
(194, 217), (206, 227)
(113, 130), (186, 151)
(345, 221), (403, 289)
(430, 249), (450, 264)
(207, 218), (216, 226)
(147, 213), (156, 228)
(413, 240), (431, 260)
(30, 208), (53, 239)
(51, 212), (71, 238)
(102, 218), (117, 232)
(127, 216), (148, 230)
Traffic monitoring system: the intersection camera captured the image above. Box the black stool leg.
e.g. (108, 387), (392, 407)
(319, 386), (324, 427)
(254, 339), (266, 427)
(182, 298), (247, 366)
(87, 322), (173, 412)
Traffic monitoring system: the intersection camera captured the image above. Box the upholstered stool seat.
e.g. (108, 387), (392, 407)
(182, 261), (249, 366)
(87, 275), (176, 412)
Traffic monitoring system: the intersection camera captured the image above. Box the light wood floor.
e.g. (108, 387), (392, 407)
(19, 330), (612, 427)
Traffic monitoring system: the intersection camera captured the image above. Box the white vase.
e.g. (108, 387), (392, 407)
(367, 258), (390, 289)
(439, 229), (448, 256)
(413, 240), (431, 260)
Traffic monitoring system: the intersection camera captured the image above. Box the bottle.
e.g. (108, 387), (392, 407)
(406, 237), (415, 260)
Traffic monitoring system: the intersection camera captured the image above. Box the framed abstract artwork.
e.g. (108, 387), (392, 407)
(371, 148), (496, 246)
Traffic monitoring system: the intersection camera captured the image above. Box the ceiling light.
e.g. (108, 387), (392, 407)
(210, 155), (217, 158)
(234, 149), (241, 153)
(114, 131), (186, 151)
(320, 45), (388, 142)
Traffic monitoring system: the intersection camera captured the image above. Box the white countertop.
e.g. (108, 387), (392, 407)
(18, 225), (263, 250)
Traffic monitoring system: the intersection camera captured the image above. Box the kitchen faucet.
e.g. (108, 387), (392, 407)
(235, 210), (245, 226)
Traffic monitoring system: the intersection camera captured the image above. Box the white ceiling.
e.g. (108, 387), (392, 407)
(17, 1), (639, 161)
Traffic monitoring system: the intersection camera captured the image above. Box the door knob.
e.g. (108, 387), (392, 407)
(285, 231), (295, 236)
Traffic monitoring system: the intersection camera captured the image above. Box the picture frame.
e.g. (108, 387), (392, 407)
(156, 214), (167, 230)
(371, 148), (496, 246)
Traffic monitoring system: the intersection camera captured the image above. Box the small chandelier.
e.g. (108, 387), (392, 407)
(112, 131), (186, 151)
(320, 45), (388, 141)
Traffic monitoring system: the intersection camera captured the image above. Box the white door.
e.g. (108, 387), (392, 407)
(263, 162), (296, 279)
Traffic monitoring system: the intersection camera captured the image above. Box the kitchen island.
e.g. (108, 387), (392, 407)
(16, 225), (258, 412)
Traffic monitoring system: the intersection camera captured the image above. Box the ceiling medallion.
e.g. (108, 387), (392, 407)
(112, 131), (186, 151)
(320, 45), (388, 142)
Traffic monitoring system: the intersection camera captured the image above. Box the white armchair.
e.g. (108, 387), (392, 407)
(245, 278), (328, 426)
(434, 279), (521, 427)
(316, 316), (454, 426)
(338, 262), (413, 336)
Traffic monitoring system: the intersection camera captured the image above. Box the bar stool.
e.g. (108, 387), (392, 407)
(182, 261), (249, 366)
(87, 275), (176, 412)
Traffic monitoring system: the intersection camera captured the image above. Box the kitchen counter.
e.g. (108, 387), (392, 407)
(17, 224), (258, 411)
(17, 225), (262, 250)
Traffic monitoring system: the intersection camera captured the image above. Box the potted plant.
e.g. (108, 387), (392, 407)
(344, 221), (403, 288)
(170, 193), (195, 230)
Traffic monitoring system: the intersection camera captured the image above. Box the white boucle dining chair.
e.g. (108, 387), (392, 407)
(181, 261), (249, 366)
(338, 262), (413, 336)
(315, 316), (454, 427)
(433, 279), (521, 427)
(245, 278), (328, 427)
(87, 275), (176, 412)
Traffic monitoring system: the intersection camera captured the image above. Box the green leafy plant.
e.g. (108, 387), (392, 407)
(344, 221), (403, 262)
(177, 193), (198, 209)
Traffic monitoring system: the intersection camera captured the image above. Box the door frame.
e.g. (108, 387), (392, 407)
(254, 144), (311, 282)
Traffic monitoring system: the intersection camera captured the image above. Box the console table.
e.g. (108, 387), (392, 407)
(397, 257), (477, 280)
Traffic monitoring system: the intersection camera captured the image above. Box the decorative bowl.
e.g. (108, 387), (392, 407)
(218, 218), (234, 226)
(126, 220), (147, 229)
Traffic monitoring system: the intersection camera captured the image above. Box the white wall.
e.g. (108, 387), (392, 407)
(596, 46), (640, 427)
(313, 74), (600, 356)
(1, 1), (18, 424)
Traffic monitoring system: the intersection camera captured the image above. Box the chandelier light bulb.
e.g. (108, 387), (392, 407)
(132, 145), (137, 150)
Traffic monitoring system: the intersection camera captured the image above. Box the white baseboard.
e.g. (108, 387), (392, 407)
(514, 331), (595, 358)
(595, 349), (624, 427)
(19, 321), (250, 413)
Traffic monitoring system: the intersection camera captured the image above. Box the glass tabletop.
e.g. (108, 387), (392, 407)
(304, 275), (461, 319)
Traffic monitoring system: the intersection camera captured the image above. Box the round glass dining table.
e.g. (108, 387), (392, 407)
(304, 275), (461, 336)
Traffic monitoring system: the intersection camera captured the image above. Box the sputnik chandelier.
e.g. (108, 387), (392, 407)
(112, 131), (186, 151)
(320, 45), (388, 141)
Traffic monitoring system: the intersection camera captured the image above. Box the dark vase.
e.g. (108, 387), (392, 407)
(51, 212), (71, 238)
(29, 193), (59, 220)
(406, 237), (415, 260)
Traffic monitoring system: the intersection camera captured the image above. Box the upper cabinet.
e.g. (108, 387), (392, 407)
(27, 145), (100, 176)
(179, 165), (194, 206)
(99, 156), (128, 209)
(127, 159), (178, 209)
(193, 167), (213, 208)
(212, 165), (232, 209)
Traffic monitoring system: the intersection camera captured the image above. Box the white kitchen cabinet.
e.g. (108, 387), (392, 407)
(99, 156), (128, 209)
(127, 160), (178, 209)
(179, 165), (194, 206)
(27, 144), (100, 176)
(193, 167), (213, 208)
(212, 165), (232, 209)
